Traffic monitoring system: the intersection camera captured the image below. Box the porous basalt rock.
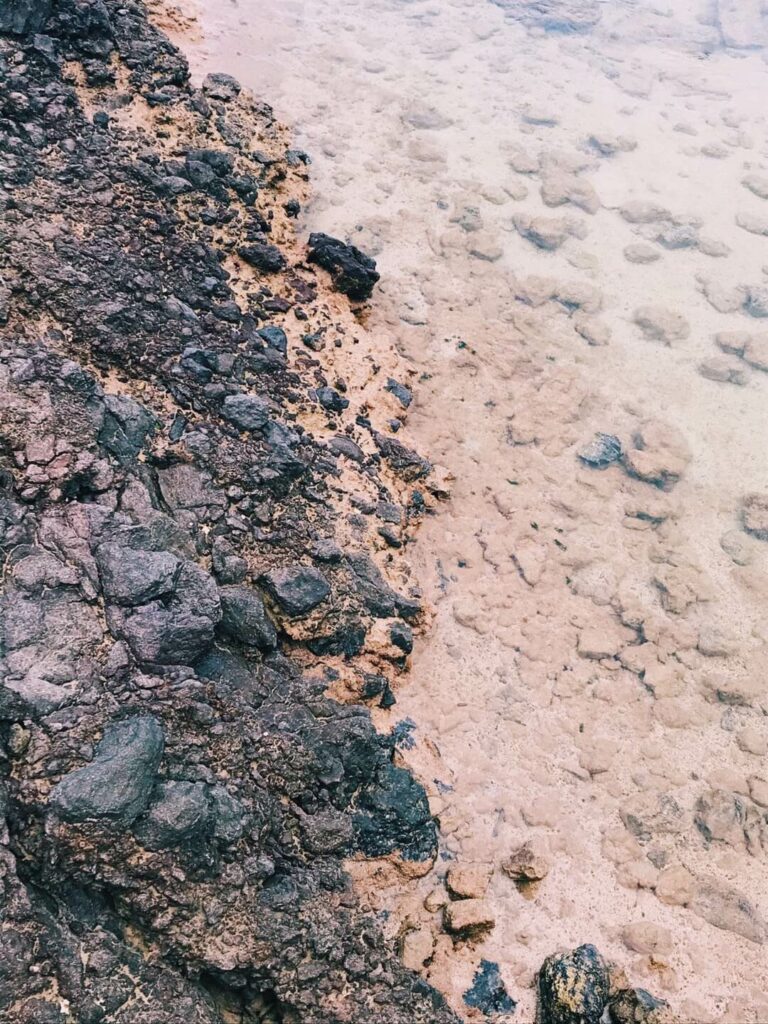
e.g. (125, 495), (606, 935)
(0, 4), (456, 1022)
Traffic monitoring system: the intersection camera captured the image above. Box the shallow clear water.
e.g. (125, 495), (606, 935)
(182, 1), (768, 1018)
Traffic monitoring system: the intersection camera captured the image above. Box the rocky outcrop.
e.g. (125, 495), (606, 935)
(0, 3), (458, 1021)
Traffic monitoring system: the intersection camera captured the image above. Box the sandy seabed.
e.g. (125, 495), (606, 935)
(170, 1), (768, 1019)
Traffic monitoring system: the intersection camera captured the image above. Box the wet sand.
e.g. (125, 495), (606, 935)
(173, 1), (768, 1019)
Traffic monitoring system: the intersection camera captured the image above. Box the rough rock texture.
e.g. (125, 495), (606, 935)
(537, 944), (610, 1024)
(0, 2), (459, 1022)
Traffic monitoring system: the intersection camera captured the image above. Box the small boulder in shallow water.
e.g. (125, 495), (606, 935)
(538, 944), (609, 1024)
(464, 960), (517, 1016)
(741, 493), (768, 540)
(608, 988), (673, 1024)
(578, 432), (622, 468)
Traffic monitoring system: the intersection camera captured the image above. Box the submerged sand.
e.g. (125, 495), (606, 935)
(172, 1), (768, 1019)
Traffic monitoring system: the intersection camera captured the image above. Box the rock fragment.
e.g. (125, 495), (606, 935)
(307, 232), (380, 301)
(538, 945), (609, 1024)
(578, 432), (622, 468)
(260, 565), (331, 616)
(463, 960), (516, 1015)
(50, 716), (164, 826)
(443, 899), (496, 937)
(502, 836), (550, 882)
(741, 493), (768, 540)
(633, 306), (690, 345)
(218, 585), (278, 649)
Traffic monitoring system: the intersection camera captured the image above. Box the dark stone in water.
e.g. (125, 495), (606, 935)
(577, 432), (622, 468)
(538, 944), (609, 1024)
(464, 960), (517, 1017)
(608, 988), (671, 1024)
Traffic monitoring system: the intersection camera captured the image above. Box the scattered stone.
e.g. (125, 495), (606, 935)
(513, 213), (580, 251)
(620, 201), (669, 224)
(736, 211), (768, 236)
(654, 864), (696, 906)
(624, 243), (660, 264)
(307, 232), (380, 301)
(587, 133), (636, 157)
(538, 945), (609, 1024)
(133, 780), (213, 850)
(623, 421), (691, 490)
(655, 223), (699, 249)
(50, 716), (164, 826)
(541, 173), (600, 214)
(260, 565), (331, 616)
(446, 863), (492, 899)
(96, 544), (179, 606)
(443, 899), (496, 937)
(698, 356), (748, 385)
(608, 988), (673, 1024)
(741, 493), (768, 540)
(400, 926), (435, 971)
(221, 393), (271, 431)
(573, 314), (611, 346)
(744, 285), (768, 318)
(698, 237), (731, 258)
(578, 432), (622, 468)
(743, 334), (768, 371)
(238, 241), (287, 273)
(464, 960), (517, 1016)
(621, 922), (672, 956)
(202, 72), (241, 101)
(691, 881), (767, 944)
(633, 306), (690, 345)
(743, 173), (768, 200)
(502, 836), (550, 883)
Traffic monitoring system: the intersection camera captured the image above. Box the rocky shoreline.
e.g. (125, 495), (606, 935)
(0, 2), (460, 1020)
(0, 2), (719, 1022)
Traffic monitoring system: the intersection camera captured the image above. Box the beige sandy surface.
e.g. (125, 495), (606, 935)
(173, 1), (768, 1019)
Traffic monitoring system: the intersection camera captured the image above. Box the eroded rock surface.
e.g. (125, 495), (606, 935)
(0, 3), (457, 1021)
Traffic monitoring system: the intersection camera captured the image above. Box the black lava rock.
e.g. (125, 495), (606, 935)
(221, 392), (271, 431)
(218, 584), (278, 650)
(538, 945), (610, 1024)
(260, 565), (331, 616)
(464, 960), (517, 1017)
(353, 762), (437, 862)
(316, 386), (349, 412)
(50, 716), (164, 826)
(239, 242), (287, 273)
(133, 781), (213, 850)
(577, 432), (623, 468)
(307, 232), (380, 301)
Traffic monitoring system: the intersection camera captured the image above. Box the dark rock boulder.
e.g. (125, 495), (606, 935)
(221, 392), (271, 432)
(238, 242), (287, 273)
(260, 565), (331, 616)
(538, 944), (610, 1024)
(218, 584), (278, 650)
(107, 561), (220, 664)
(307, 232), (380, 301)
(353, 762), (436, 862)
(133, 781), (213, 850)
(49, 716), (164, 825)
(463, 960), (517, 1016)
(96, 543), (180, 606)
(0, 0), (53, 35)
